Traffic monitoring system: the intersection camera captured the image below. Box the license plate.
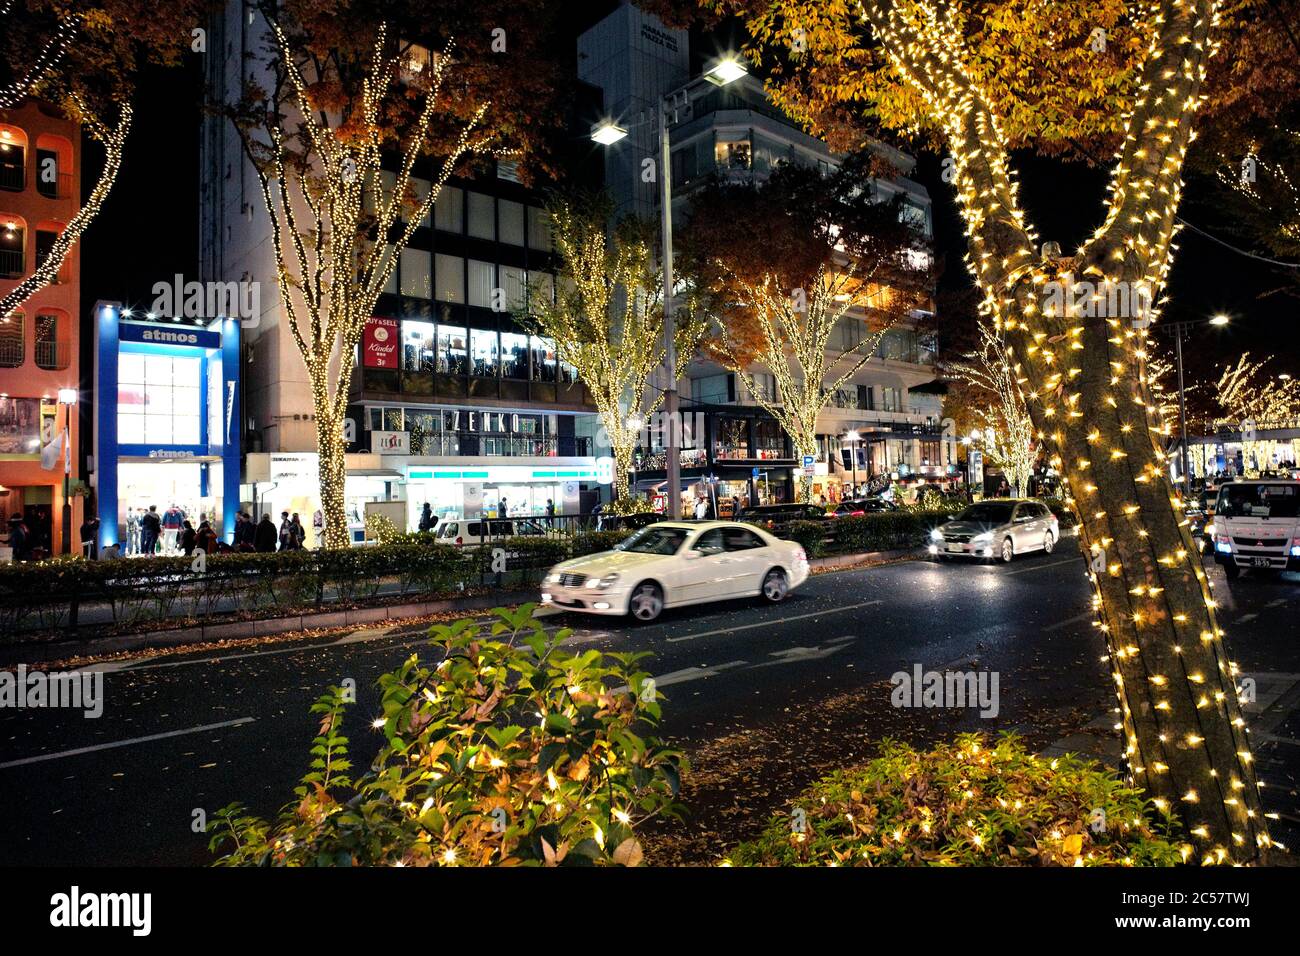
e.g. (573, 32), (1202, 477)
(1250, 557), (1273, 568)
(946, 543), (964, 553)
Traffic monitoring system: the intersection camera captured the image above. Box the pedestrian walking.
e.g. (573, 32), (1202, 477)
(418, 503), (436, 533)
(126, 507), (141, 555)
(278, 511), (292, 551)
(255, 514), (277, 552)
(180, 520), (197, 555)
(289, 513), (306, 550)
(196, 521), (218, 554)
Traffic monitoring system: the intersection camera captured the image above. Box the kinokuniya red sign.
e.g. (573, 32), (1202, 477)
(363, 317), (399, 369)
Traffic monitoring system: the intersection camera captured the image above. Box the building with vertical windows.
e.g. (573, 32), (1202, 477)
(579, 3), (954, 508)
(199, 4), (604, 539)
(0, 99), (81, 556)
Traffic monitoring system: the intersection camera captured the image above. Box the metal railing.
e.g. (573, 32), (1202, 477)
(35, 340), (70, 370)
(0, 248), (22, 279)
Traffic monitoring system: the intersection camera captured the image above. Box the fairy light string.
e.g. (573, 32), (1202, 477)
(858, 0), (1270, 863)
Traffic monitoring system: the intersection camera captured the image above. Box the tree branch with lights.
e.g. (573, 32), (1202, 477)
(521, 196), (707, 501)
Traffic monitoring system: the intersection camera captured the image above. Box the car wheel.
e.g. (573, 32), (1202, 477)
(761, 568), (789, 603)
(1222, 560), (1241, 580)
(999, 537), (1014, 563)
(628, 582), (664, 623)
(1043, 532), (1055, 554)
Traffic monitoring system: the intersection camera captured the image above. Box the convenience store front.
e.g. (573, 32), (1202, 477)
(404, 461), (594, 525)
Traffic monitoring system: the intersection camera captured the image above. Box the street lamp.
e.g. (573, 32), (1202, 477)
(591, 55), (748, 518)
(1149, 314), (1230, 498)
(57, 387), (77, 554)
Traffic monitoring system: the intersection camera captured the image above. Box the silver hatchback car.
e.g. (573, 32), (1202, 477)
(928, 499), (1059, 562)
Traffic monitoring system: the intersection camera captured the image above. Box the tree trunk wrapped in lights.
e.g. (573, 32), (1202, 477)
(227, 18), (489, 549)
(853, 0), (1269, 862)
(711, 265), (901, 502)
(521, 197), (707, 502)
(947, 319), (1036, 496)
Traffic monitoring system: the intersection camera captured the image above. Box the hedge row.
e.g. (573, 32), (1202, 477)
(0, 530), (632, 641)
(767, 508), (962, 559)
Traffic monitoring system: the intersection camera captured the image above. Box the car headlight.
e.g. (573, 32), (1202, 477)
(972, 532), (992, 543)
(1204, 523), (1215, 537)
(586, 573), (620, 590)
(930, 528), (945, 541)
(547, 571), (561, 584)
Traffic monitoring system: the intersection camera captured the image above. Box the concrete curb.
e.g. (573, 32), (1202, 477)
(0, 590), (535, 666)
(810, 547), (917, 570)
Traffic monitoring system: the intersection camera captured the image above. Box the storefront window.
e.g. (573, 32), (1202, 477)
(715, 134), (751, 170)
(402, 320), (436, 371)
(117, 352), (202, 447)
(531, 335), (557, 382)
(436, 325), (468, 375)
(383, 407), (405, 431)
(501, 331), (529, 379)
(470, 328), (498, 377)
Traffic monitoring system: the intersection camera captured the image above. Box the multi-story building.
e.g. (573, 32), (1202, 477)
(0, 100), (81, 556)
(579, 3), (954, 509)
(199, 6), (604, 541)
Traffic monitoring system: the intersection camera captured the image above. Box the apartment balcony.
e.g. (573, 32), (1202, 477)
(0, 248), (22, 279)
(35, 340), (71, 370)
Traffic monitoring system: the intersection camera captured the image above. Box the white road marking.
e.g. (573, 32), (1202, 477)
(665, 600), (883, 643)
(1043, 610), (1096, 632)
(754, 636), (856, 666)
(0, 717), (257, 770)
(1237, 613), (1259, 624)
(1003, 558), (1080, 576)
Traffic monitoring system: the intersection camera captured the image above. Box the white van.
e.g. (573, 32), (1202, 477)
(1210, 479), (1300, 578)
(435, 517), (548, 547)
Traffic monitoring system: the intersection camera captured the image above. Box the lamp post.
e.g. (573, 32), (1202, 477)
(57, 387), (77, 554)
(1151, 314), (1230, 499)
(592, 55), (748, 518)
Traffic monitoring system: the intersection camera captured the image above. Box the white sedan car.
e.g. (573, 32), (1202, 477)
(541, 521), (810, 623)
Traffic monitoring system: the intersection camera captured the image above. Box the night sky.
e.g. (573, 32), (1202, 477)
(77, 4), (1297, 394)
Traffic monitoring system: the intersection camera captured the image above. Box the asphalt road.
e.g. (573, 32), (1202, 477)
(2, 546), (1297, 866)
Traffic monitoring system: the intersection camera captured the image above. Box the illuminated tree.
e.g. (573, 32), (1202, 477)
(0, 0), (203, 322)
(1212, 354), (1300, 471)
(521, 196), (706, 502)
(701, 0), (1273, 861)
(225, 0), (569, 547)
(947, 320), (1036, 496)
(680, 156), (932, 502)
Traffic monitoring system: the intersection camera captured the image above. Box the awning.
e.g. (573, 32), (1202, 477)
(347, 468), (405, 479)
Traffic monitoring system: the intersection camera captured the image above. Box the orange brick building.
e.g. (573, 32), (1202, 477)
(0, 100), (82, 557)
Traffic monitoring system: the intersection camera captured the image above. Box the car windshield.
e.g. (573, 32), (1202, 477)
(616, 526), (689, 555)
(1216, 484), (1300, 519)
(957, 503), (1015, 524)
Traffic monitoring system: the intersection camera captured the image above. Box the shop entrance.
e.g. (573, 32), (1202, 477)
(118, 461), (222, 555)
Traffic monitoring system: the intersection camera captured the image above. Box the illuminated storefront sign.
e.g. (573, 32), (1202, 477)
(93, 304), (241, 547)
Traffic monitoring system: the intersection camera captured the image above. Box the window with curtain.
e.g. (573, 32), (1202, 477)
(400, 247), (431, 298)
(434, 253), (464, 303)
(498, 199), (525, 246)
(434, 185), (463, 232)
(527, 207), (551, 251)
(467, 259), (495, 308)
(500, 266), (526, 312)
(467, 191), (495, 240)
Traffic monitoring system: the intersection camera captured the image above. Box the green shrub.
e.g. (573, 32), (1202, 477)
(728, 734), (1181, 867)
(779, 520), (831, 558)
(209, 605), (685, 866)
(572, 530), (634, 557)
